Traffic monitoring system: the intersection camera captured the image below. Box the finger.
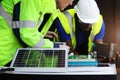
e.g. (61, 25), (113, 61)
(45, 34), (54, 38)
(52, 33), (58, 38)
(59, 45), (70, 49)
(109, 57), (116, 63)
(112, 57), (116, 63)
(98, 56), (106, 59)
(59, 45), (70, 52)
(47, 31), (58, 38)
(109, 58), (112, 63)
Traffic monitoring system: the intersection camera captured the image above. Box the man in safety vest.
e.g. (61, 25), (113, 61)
(0, 0), (72, 66)
(56, 0), (105, 55)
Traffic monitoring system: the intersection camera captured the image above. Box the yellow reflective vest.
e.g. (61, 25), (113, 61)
(60, 9), (103, 53)
(0, 0), (58, 66)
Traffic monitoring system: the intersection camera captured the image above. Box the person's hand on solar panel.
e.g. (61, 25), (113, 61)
(59, 45), (70, 52)
(45, 31), (58, 39)
(54, 42), (70, 52)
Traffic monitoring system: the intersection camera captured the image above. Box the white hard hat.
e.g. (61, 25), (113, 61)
(74, 0), (100, 24)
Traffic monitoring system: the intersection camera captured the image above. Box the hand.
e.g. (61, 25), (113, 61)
(59, 45), (70, 52)
(116, 51), (120, 58)
(98, 51), (120, 64)
(66, 40), (74, 53)
(45, 31), (58, 39)
(98, 56), (116, 64)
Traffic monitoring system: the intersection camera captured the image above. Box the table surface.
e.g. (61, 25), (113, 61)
(4, 63), (116, 75)
(0, 64), (117, 80)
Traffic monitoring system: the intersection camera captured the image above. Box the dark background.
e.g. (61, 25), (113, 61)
(95, 0), (120, 79)
(95, 0), (120, 43)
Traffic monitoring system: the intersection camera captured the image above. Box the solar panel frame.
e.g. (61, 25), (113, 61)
(10, 48), (68, 73)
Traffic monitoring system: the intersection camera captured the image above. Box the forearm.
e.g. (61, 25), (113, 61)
(94, 39), (103, 44)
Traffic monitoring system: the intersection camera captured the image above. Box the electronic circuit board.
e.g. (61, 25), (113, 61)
(68, 55), (98, 67)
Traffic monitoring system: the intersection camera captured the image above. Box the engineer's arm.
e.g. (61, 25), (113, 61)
(55, 18), (71, 42)
(55, 18), (73, 52)
(94, 21), (115, 63)
(18, 1), (69, 49)
(94, 21), (105, 44)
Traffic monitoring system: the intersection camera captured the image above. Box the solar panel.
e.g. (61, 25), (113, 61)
(10, 48), (68, 73)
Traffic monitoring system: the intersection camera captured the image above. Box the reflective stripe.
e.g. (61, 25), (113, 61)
(12, 21), (19, 28)
(0, 5), (36, 29)
(90, 32), (95, 41)
(0, 5), (12, 27)
(33, 36), (45, 48)
(12, 21), (36, 28)
(64, 11), (74, 39)
(37, 17), (42, 27)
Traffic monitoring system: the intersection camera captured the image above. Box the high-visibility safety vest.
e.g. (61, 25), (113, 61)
(62, 9), (103, 53)
(0, 0), (60, 66)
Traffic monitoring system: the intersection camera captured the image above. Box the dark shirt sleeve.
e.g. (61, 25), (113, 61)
(54, 43), (59, 48)
(55, 18), (71, 41)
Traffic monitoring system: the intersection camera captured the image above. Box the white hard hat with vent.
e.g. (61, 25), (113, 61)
(74, 0), (100, 24)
